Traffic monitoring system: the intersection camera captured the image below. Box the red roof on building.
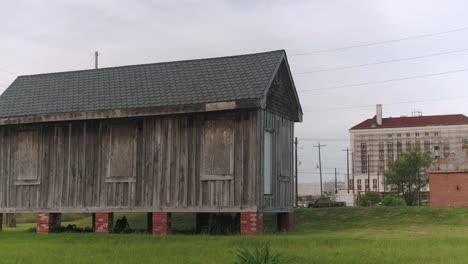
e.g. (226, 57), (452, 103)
(350, 114), (468, 130)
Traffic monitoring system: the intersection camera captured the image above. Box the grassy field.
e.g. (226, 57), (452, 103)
(2, 207), (468, 263)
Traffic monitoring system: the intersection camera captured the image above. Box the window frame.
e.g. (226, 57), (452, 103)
(200, 118), (235, 181)
(14, 127), (41, 186)
(105, 121), (139, 183)
(263, 129), (274, 195)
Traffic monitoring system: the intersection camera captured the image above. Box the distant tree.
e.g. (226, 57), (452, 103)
(381, 195), (407, 206)
(359, 192), (381, 206)
(384, 150), (432, 205)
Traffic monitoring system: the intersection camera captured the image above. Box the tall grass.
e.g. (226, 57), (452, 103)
(1, 207), (468, 263)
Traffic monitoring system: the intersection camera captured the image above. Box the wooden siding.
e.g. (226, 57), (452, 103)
(265, 61), (300, 122)
(260, 110), (294, 212)
(0, 110), (261, 213)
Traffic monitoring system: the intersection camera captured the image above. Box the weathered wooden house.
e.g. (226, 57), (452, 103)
(0, 50), (302, 235)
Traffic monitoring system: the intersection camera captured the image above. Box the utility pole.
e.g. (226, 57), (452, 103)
(343, 148), (350, 194)
(351, 150), (355, 195)
(367, 154), (370, 192)
(95, 51), (99, 69)
(294, 137), (298, 208)
(314, 143), (326, 196)
(334, 168), (337, 194)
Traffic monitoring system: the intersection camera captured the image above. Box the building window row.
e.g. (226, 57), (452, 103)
(388, 132), (440, 138)
(349, 178), (379, 191)
(462, 138), (468, 149)
(358, 135), (458, 174)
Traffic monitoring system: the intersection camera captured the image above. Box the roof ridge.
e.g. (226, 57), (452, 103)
(0, 49), (295, 120)
(383, 114), (467, 119)
(17, 49), (285, 79)
(351, 113), (468, 130)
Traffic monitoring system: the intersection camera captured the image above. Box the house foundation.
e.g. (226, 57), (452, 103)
(152, 212), (172, 236)
(240, 212), (263, 235)
(94, 212), (114, 234)
(37, 213), (62, 234)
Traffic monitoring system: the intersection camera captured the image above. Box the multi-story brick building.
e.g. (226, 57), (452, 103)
(348, 104), (468, 193)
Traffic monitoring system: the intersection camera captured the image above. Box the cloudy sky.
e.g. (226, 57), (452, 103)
(1, 0), (468, 184)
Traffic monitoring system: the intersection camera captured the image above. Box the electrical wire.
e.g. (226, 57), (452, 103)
(298, 172), (341, 175)
(70, 54), (96, 70)
(290, 27), (468, 56)
(303, 95), (468, 112)
(0, 68), (16, 75)
(298, 138), (349, 141)
(299, 68), (468, 92)
(295, 48), (468, 74)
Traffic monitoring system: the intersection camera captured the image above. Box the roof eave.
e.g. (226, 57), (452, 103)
(0, 99), (261, 126)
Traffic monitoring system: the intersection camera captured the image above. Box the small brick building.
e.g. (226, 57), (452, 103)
(429, 172), (468, 208)
(0, 50), (302, 235)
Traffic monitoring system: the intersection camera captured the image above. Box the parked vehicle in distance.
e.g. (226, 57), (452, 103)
(308, 198), (346, 208)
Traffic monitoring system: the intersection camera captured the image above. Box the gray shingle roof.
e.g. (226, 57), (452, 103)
(0, 50), (285, 118)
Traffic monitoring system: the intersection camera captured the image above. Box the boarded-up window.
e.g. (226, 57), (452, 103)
(201, 120), (234, 180)
(263, 130), (273, 195)
(15, 130), (40, 185)
(107, 122), (137, 182)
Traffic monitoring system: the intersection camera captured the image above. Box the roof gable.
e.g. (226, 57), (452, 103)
(0, 50), (287, 122)
(350, 114), (468, 130)
(264, 60), (302, 121)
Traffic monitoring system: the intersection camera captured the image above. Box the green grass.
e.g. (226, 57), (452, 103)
(2, 207), (468, 263)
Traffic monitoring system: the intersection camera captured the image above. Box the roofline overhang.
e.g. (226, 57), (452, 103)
(261, 50), (303, 123)
(0, 99), (261, 125)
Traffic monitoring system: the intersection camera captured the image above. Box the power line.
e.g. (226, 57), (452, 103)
(0, 68), (16, 76)
(299, 169), (347, 172)
(299, 172), (341, 175)
(300, 161), (345, 164)
(298, 138), (348, 141)
(70, 54), (96, 70)
(295, 48), (468, 74)
(290, 26), (468, 56)
(304, 95), (468, 112)
(299, 68), (468, 92)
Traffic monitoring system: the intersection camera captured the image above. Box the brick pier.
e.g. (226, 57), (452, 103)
(37, 213), (62, 234)
(94, 213), (114, 234)
(240, 212), (263, 235)
(152, 212), (172, 236)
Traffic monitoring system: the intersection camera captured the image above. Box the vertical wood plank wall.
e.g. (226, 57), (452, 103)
(0, 110), (265, 213)
(260, 110), (294, 212)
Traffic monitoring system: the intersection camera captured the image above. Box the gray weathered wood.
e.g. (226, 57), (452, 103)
(0, 109), (294, 213)
(260, 110), (294, 212)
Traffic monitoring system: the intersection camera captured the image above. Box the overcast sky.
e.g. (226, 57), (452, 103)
(1, 0), (468, 183)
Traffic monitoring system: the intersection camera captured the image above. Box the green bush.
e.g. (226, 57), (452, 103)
(234, 244), (285, 264)
(381, 195), (407, 206)
(359, 192), (381, 206)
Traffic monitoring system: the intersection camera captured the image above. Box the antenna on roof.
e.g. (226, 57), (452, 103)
(94, 51), (99, 69)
